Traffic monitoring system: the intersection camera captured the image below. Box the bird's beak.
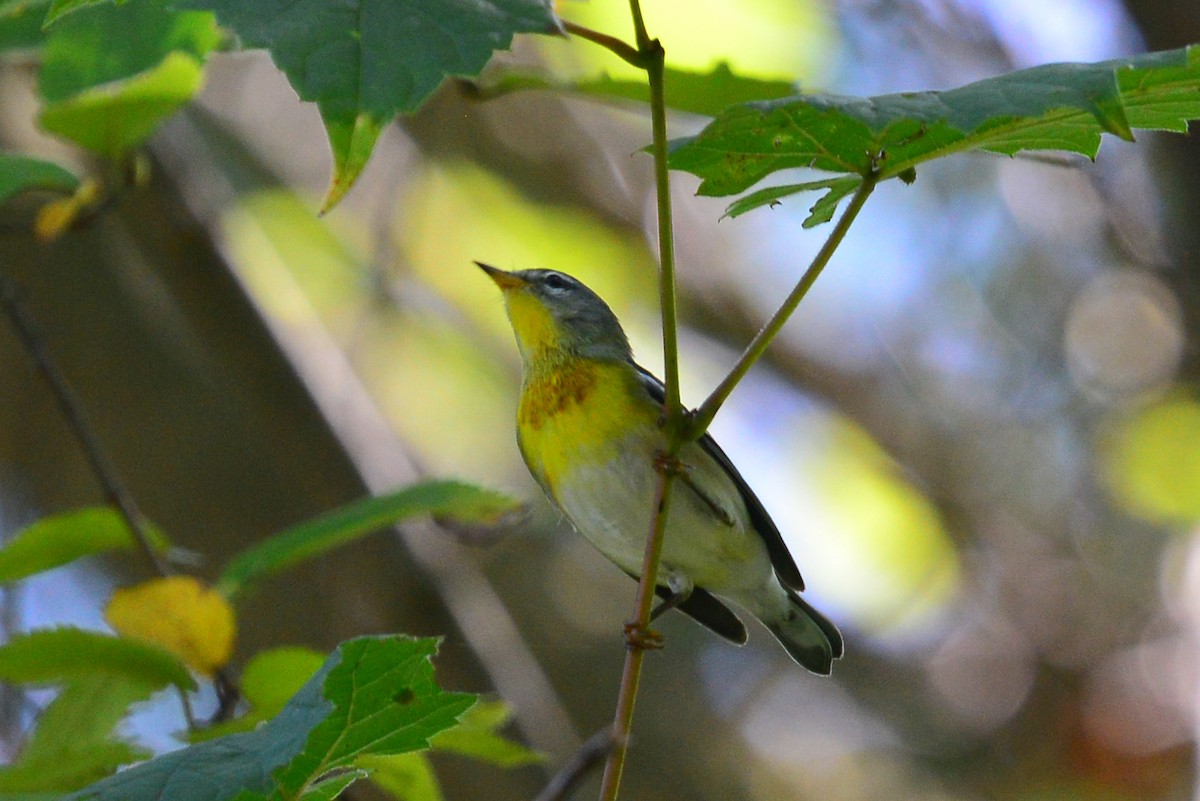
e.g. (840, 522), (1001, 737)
(475, 261), (527, 291)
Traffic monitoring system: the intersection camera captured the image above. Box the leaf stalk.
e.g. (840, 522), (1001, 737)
(687, 168), (880, 439)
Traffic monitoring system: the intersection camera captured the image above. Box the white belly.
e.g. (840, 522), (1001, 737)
(554, 430), (776, 601)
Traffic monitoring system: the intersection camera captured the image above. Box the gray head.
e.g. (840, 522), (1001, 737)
(477, 262), (633, 365)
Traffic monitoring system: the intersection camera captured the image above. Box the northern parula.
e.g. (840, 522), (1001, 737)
(480, 262), (842, 674)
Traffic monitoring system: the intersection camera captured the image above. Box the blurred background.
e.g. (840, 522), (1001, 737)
(2, 0), (1200, 799)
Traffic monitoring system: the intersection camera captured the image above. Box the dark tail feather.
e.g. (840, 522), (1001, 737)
(673, 587), (749, 645)
(766, 591), (843, 675)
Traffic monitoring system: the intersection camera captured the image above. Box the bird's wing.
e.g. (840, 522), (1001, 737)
(633, 364), (806, 592)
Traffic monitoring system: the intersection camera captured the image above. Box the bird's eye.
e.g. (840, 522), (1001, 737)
(542, 274), (572, 292)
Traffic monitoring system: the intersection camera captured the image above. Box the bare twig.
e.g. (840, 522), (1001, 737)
(0, 276), (170, 577)
(597, 460), (679, 801)
(625, 0), (651, 50)
(591, 7), (689, 797)
(561, 21), (645, 68)
(533, 728), (619, 801)
(210, 676), (241, 723)
(564, 5), (687, 800)
(644, 41), (684, 438)
(0, 275), (242, 724)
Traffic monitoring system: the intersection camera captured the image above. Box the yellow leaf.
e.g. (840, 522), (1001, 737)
(104, 577), (236, 676)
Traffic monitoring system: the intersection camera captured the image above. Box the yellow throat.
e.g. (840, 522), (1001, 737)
(478, 262), (656, 493)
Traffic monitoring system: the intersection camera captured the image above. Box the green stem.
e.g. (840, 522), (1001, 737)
(686, 169), (881, 439)
(568, 9), (879, 798)
(646, 46), (683, 433)
(569, 2), (683, 799)
(626, 0), (650, 49)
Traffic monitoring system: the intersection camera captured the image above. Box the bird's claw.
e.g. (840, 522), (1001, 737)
(623, 621), (664, 651)
(653, 452), (686, 476)
(654, 451), (735, 527)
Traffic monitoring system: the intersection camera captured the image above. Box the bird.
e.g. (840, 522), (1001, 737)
(478, 262), (843, 674)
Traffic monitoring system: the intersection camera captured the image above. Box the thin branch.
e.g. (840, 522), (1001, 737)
(645, 44), (684, 436)
(562, 11), (681, 429)
(533, 728), (619, 801)
(595, 5), (686, 799)
(0, 276), (170, 577)
(595, 153), (881, 801)
(0, 276), (244, 726)
(567, 6), (879, 800)
(561, 21), (644, 68)
(177, 688), (197, 730)
(626, 0), (651, 50)
(598, 459), (679, 801)
(686, 167), (882, 439)
(209, 672), (242, 723)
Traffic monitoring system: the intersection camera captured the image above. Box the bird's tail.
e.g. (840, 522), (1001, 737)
(765, 590), (844, 675)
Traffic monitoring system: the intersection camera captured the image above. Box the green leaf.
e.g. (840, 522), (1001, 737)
(39, 50), (204, 157)
(174, 0), (561, 209)
(669, 44), (1200, 219)
(188, 647), (326, 742)
(268, 640), (473, 795)
(0, 0), (48, 51)
(430, 700), (541, 768)
(38, 0), (218, 101)
(359, 753), (440, 801)
(23, 675), (154, 762)
(0, 675), (153, 792)
(0, 507), (169, 584)
(320, 113), (384, 214)
(722, 175), (860, 227)
(480, 62), (795, 117)
(0, 153), (78, 205)
(64, 636), (474, 801)
(0, 627), (195, 691)
(217, 480), (521, 598)
(242, 647), (326, 716)
(43, 0), (126, 27)
(34, 0), (219, 157)
(357, 701), (538, 801)
(0, 743), (145, 793)
(298, 771), (366, 801)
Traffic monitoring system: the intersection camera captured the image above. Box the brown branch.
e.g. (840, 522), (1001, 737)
(0, 275), (243, 723)
(0, 276), (170, 577)
(533, 728), (619, 801)
(561, 21), (646, 68)
(598, 455), (680, 800)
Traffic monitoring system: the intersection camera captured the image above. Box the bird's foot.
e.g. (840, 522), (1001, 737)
(655, 452), (735, 527)
(623, 621), (664, 651)
(653, 451), (686, 476)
